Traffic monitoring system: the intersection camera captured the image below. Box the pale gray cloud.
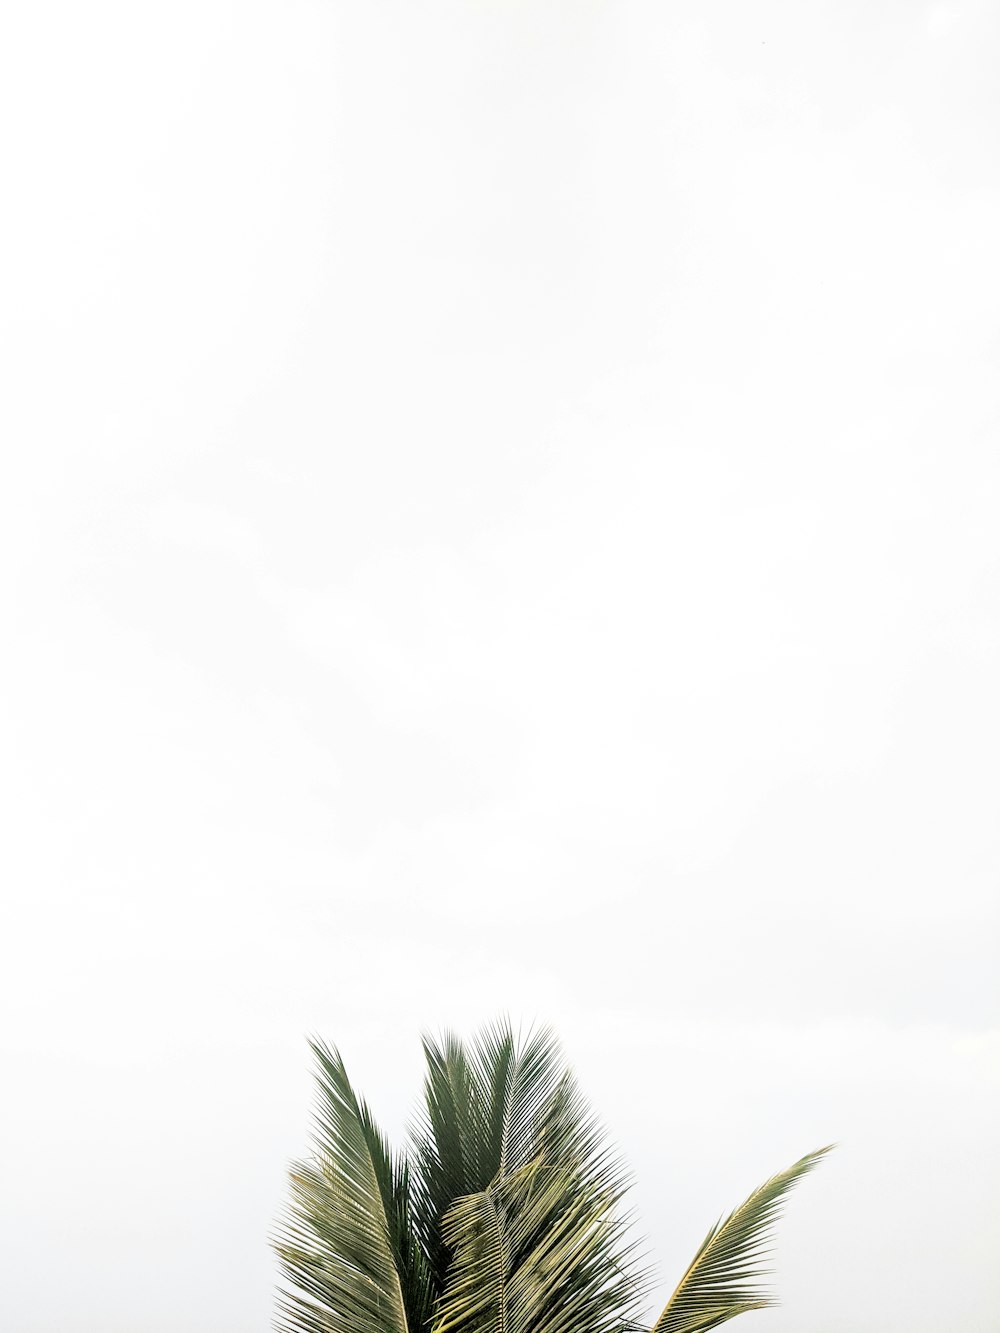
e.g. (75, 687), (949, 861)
(1, 2), (998, 1332)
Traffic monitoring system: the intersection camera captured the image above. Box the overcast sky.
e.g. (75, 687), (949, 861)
(2, 2), (998, 1331)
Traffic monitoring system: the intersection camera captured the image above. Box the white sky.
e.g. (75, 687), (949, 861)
(2, 2), (998, 1330)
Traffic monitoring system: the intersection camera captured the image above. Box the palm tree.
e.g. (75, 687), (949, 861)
(273, 1021), (831, 1333)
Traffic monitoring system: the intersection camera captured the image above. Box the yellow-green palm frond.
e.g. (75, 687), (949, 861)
(651, 1147), (833, 1333)
(432, 1157), (643, 1333)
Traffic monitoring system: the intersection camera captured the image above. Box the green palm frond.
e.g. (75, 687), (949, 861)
(421, 1021), (645, 1333)
(470, 1022), (567, 1178)
(410, 1029), (485, 1289)
(532, 1070), (628, 1201)
(410, 1021), (574, 1291)
(273, 1040), (433, 1333)
(651, 1146), (834, 1333)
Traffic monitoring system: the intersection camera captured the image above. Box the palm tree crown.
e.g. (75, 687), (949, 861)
(273, 1021), (830, 1333)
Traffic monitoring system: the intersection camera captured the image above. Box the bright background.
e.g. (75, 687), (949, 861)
(2, 2), (998, 1331)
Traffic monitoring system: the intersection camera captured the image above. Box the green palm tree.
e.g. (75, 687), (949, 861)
(273, 1021), (831, 1333)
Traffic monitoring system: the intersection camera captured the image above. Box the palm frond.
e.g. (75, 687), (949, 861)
(408, 1021), (551, 1288)
(410, 1029), (486, 1290)
(410, 1019), (640, 1304)
(432, 1157), (643, 1333)
(421, 1021), (645, 1333)
(273, 1040), (433, 1333)
(470, 1021), (566, 1178)
(650, 1146), (833, 1333)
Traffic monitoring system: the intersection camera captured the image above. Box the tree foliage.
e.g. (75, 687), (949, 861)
(273, 1020), (830, 1333)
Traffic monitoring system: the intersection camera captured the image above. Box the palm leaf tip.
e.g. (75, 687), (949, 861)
(651, 1146), (834, 1333)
